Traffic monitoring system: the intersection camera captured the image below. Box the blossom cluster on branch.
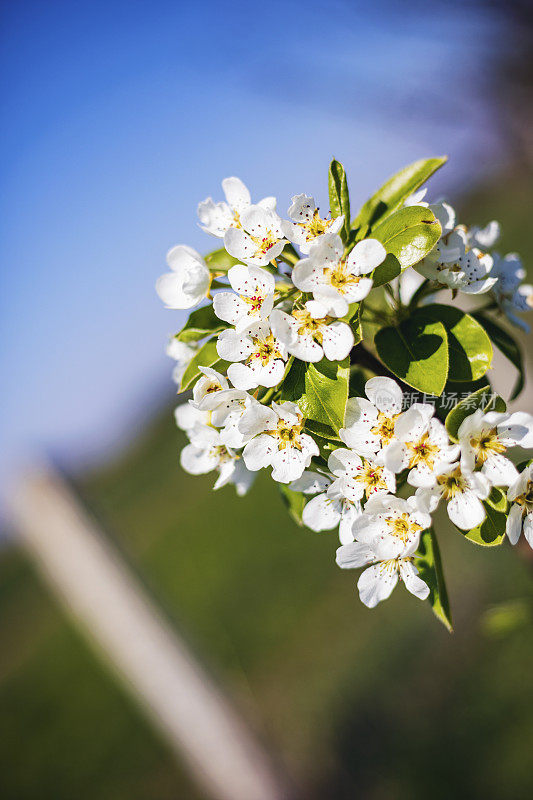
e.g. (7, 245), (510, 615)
(157, 158), (533, 629)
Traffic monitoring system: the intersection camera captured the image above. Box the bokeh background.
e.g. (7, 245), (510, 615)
(2, 0), (533, 798)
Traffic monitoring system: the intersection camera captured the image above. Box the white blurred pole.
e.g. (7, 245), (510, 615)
(8, 466), (294, 800)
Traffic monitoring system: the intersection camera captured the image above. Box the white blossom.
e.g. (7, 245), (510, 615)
(280, 194), (344, 253)
(458, 409), (533, 487)
(383, 403), (460, 487)
(209, 389), (261, 449)
(241, 401), (319, 483)
(213, 265), (275, 332)
(216, 321), (287, 390)
(416, 462), (491, 530)
(506, 464), (533, 548)
(270, 300), (354, 363)
(290, 471), (362, 544)
(491, 252), (533, 332)
(336, 541), (429, 608)
(328, 448), (396, 502)
(191, 367), (229, 411)
(197, 177), (276, 239)
(224, 206), (286, 267)
(292, 233), (386, 316)
(180, 425), (255, 495)
(166, 338), (199, 385)
(339, 376), (405, 458)
(351, 493), (431, 560)
(417, 226), (497, 295)
(174, 403), (210, 434)
(156, 245), (210, 309)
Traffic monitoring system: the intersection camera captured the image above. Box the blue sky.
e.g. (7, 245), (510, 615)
(1, 0), (504, 492)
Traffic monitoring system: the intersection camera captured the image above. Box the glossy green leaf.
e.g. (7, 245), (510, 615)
(463, 501), (507, 547)
(204, 247), (240, 272)
(179, 338), (227, 392)
(445, 385), (506, 441)
(486, 486), (508, 513)
(414, 528), (453, 632)
(175, 304), (228, 342)
(473, 312), (525, 400)
(374, 316), (449, 395)
(328, 159), (350, 241)
(417, 304), (493, 382)
(371, 206), (441, 286)
(351, 155), (447, 233)
(284, 357), (349, 433)
(278, 485), (306, 526)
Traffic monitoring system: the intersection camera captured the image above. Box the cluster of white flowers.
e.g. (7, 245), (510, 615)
(157, 170), (533, 619)
(410, 188), (533, 328)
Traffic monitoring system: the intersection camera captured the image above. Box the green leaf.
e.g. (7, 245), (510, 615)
(473, 312), (525, 400)
(204, 247), (240, 272)
(278, 485), (306, 526)
(445, 386), (506, 441)
(328, 159), (350, 241)
(463, 502), (507, 547)
(179, 338), (227, 392)
(351, 155), (447, 233)
(176, 304), (228, 342)
(284, 358), (350, 433)
(414, 528), (453, 632)
(374, 316), (449, 395)
(371, 206), (442, 286)
(416, 304), (493, 382)
(486, 486), (508, 513)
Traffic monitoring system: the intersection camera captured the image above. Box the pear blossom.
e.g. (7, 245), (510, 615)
(197, 177), (276, 239)
(458, 409), (533, 487)
(166, 337), (199, 385)
(506, 464), (533, 548)
(339, 376), (405, 457)
(292, 233), (386, 316)
(156, 245), (210, 309)
(180, 425), (254, 495)
(336, 541), (429, 608)
(417, 226), (497, 294)
(241, 401), (319, 483)
(280, 194), (344, 253)
(270, 300), (354, 363)
(216, 321), (287, 390)
(213, 265), (275, 332)
(383, 403), (460, 487)
(290, 471), (362, 544)
(209, 389), (261, 449)
(224, 206), (286, 267)
(328, 448), (396, 502)
(174, 403), (210, 434)
(350, 493), (431, 560)
(416, 462), (491, 530)
(491, 252), (533, 332)
(191, 367), (229, 411)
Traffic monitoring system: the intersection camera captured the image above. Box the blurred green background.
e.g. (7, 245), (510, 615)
(3, 1), (533, 798)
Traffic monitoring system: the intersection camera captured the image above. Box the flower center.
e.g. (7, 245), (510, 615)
(358, 460), (388, 498)
(242, 294), (264, 313)
(469, 427), (507, 465)
(250, 229), (279, 257)
(298, 209), (332, 242)
(370, 413), (399, 446)
(249, 333), (282, 365)
(324, 260), (359, 293)
(292, 308), (326, 340)
(205, 381), (222, 394)
(270, 418), (304, 451)
(387, 512), (422, 543)
(515, 480), (533, 512)
(406, 432), (441, 470)
(437, 466), (468, 499)
(213, 445), (232, 463)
